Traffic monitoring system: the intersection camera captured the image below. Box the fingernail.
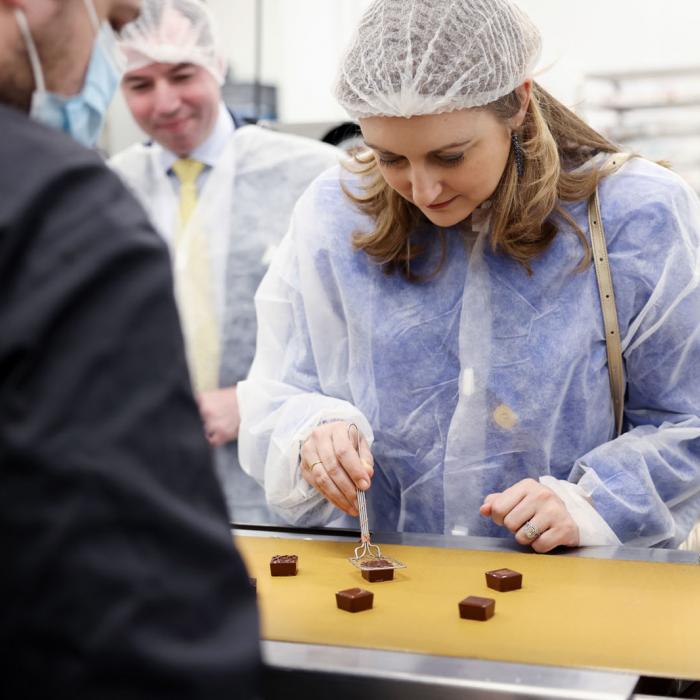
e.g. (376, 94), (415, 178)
(359, 479), (369, 490)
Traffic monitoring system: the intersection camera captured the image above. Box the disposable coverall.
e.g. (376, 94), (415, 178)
(111, 116), (339, 523)
(239, 157), (700, 547)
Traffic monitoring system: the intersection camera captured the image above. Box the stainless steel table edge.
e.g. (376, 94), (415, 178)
(262, 640), (639, 700)
(233, 526), (699, 564)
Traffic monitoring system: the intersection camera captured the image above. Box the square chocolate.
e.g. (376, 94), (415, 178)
(458, 595), (495, 621)
(336, 587), (374, 613)
(361, 558), (395, 582)
(485, 568), (522, 592)
(270, 554), (298, 576)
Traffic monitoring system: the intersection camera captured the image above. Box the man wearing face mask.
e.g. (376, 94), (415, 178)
(0, 1), (261, 698)
(13, 0), (124, 147)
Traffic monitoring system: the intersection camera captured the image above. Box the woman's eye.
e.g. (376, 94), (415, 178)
(437, 153), (465, 167)
(377, 155), (404, 167)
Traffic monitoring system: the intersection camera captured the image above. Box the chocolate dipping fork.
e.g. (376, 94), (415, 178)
(347, 424), (406, 572)
(354, 487), (381, 561)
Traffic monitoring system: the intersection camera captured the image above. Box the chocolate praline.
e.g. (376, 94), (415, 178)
(361, 558), (394, 582)
(458, 595), (495, 621)
(336, 587), (374, 613)
(270, 554), (298, 576)
(485, 568), (522, 592)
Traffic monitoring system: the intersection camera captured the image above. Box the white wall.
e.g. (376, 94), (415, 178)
(208, 0), (700, 121)
(183, 0), (369, 123)
(106, 0), (700, 153)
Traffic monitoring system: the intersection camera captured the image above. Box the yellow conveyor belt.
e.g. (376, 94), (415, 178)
(236, 536), (700, 679)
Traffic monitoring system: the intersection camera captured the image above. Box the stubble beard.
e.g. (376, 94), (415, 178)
(0, 42), (34, 112)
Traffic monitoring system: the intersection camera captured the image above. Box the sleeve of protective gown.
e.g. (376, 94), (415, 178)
(570, 163), (700, 547)
(237, 172), (374, 525)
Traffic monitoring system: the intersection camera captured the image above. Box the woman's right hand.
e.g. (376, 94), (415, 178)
(300, 421), (374, 517)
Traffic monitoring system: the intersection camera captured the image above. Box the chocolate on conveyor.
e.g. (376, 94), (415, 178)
(269, 554), (298, 576)
(360, 558), (395, 582)
(458, 595), (495, 621)
(336, 587), (374, 613)
(485, 568), (522, 592)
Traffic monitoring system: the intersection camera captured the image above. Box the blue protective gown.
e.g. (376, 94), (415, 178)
(238, 156), (700, 547)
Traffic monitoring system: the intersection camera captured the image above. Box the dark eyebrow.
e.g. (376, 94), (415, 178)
(363, 139), (472, 155)
(123, 75), (150, 85)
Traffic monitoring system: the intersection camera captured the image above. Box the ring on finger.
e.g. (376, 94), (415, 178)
(521, 520), (541, 540)
(305, 459), (324, 473)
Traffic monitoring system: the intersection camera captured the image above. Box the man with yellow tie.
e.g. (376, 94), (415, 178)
(110, 0), (339, 524)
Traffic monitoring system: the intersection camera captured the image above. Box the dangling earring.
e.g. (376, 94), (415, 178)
(511, 132), (524, 179)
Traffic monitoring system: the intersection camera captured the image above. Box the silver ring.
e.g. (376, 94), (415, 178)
(522, 520), (541, 540)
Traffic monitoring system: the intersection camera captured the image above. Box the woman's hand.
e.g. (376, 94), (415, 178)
(300, 421), (374, 517)
(479, 478), (580, 552)
(197, 385), (240, 447)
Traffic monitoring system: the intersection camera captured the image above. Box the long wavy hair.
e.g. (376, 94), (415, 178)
(344, 82), (625, 281)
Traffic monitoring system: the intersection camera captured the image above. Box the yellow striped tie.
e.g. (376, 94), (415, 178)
(172, 158), (220, 392)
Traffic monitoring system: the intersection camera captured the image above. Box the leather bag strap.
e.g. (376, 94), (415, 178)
(588, 185), (625, 436)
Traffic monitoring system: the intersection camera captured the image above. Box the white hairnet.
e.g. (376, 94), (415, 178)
(117, 0), (227, 85)
(334, 0), (542, 119)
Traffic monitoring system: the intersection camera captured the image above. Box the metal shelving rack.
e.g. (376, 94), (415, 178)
(581, 66), (700, 193)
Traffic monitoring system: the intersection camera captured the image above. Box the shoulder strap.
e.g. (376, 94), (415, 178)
(588, 187), (625, 436)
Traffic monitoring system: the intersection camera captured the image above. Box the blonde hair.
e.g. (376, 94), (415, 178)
(345, 82), (625, 280)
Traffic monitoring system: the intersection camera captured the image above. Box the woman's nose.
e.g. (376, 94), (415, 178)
(410, 167), (442, 207)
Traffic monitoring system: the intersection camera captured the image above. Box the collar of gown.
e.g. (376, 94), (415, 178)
(470, 199), (492, 235)
(159, 100), (235, 174)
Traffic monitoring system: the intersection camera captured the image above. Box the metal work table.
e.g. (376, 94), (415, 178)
(234, 526), (699, 699)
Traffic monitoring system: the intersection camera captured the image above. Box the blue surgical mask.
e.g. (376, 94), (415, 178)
(15, 0), (124, 148)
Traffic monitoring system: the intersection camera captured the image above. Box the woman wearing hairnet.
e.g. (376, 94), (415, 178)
(237, 0), (700, 551)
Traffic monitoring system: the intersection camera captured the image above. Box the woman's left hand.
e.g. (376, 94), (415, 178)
(479, 478), (580, 552)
